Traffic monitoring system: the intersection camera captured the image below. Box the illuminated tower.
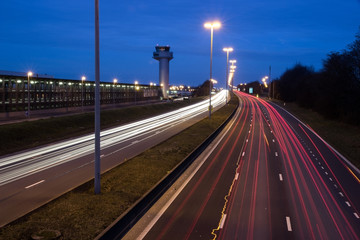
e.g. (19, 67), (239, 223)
(153, 45), (173, 99)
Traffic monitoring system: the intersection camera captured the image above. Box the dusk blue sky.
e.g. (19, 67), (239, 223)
(1, 0), (359, 88)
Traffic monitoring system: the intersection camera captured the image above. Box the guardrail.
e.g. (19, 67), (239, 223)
(96, 99), (239, 240)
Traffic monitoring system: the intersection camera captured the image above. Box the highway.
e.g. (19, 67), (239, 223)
(125, 90), (360, 240)
(0, 91), (227, 227)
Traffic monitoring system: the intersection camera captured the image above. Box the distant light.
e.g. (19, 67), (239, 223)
(229, 60), (237, 64)
(113, 78), (118, 84)
(223, 47), (233, 52)
(81, 76), (86, 81)
(134, 80), (138, 85)
(230, 65), (237, 69)
(27, 71), (33, 77)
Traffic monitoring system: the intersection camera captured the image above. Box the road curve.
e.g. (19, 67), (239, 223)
(0, 91), (227, 227)
(124, 90), (360, 240)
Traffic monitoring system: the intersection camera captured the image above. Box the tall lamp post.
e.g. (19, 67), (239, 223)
(27, 71), (33, 118)
(229, 60), (237, 91)
(204, 21), (221, 120)
(81, 76), (86, 112)
(223, 47), (233, 104)
(94, 0), (101, 194)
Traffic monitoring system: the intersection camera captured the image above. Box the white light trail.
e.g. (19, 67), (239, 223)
(0, 91), (227, 185)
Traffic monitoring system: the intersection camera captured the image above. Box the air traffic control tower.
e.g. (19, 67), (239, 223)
(153, 45), (173, 99)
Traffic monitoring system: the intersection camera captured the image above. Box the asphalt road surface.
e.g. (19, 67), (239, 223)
(125, 90), (360, 240)
(0, 91), (227, 227)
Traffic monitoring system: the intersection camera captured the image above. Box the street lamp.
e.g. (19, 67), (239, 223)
(81, 76), (86, 112)
(223, 47), (233, 104)
(229, 60), (237, 91)
(134, 80), (138, 105)
(204, 21), (221, 119)
(113, 78), (118, 106)
(27, 71), (33, 118)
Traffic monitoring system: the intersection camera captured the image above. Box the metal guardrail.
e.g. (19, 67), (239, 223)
(96, 100), (239, 240)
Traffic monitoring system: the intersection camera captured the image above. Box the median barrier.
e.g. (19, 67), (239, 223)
(95, 100), (239, 240)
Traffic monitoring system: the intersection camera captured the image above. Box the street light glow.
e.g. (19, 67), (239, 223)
(223, 47), (233, 52)
(134, 80), (138, 85)
(27, 71), (33, 77)
(113, 78), (118, 84)
(204, 21), (221, 29)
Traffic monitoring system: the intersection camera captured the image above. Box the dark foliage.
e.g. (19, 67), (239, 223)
(274, 29), (360, 124)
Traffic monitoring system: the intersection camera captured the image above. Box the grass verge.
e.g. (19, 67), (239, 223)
(278, 101), (360, 169)
(0, 94), (238, 239)
(0, 98), (204, 156)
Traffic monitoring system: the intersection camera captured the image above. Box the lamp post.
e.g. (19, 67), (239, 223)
(81, 76), (86, 112)
(204, 21), (221, 119)
(134, 80), (138, 105)
(113, 78), (117, 106)
(229, 60), (237, 91)
(94, 0), (101, 194)
(27, 71), (33, 118)
(223, 47), (233, 104)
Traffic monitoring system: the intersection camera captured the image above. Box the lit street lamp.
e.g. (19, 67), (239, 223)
(113, 78), (118, 106)
(204, 21), (221, 119)
(229, 60), (237, 91)
(134, 80), (138, 105)
(223, 47), (233, 104)
(81, 76), (86, 112)
(27, 71), (33, 118)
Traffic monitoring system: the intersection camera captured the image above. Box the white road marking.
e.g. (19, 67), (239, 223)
(334, 184), (338, 188)
(235, 173), (239, 180)
(286, 217), (292, 231)
(345, 201), (351, 207)
(279, 174), (283, 181)
(100, 154), (105, 158)
(329, 178), (333, 181)
(272, 139), (275, 142)
(354, 213), (359, 219)
(339, 192), (344, 197)
(220, 214), (227, 229)
(321, 166), (324, 169)
(249, 130), (251, 133)
(246, 139), (248, 142)
(136, 113), (236, 240)
(25, 180), (45, 189)
(275, 152), (278, 157)
(325, 172), (328, 175)
(242, 152), (245, 157)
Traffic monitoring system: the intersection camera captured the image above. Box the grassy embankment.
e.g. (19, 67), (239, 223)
(279, 101), (360, 169)
(0, 98), (205, 156)
(0, 94), (238, 239)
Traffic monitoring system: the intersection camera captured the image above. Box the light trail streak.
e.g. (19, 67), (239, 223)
(0, 91), (227, 186)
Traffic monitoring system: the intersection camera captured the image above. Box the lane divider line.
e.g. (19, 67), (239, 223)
(279, 174), (283, 181)
(220, 214), (227, 229)
(286, 216), (293, 231)
(25, 180), (45, 189)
